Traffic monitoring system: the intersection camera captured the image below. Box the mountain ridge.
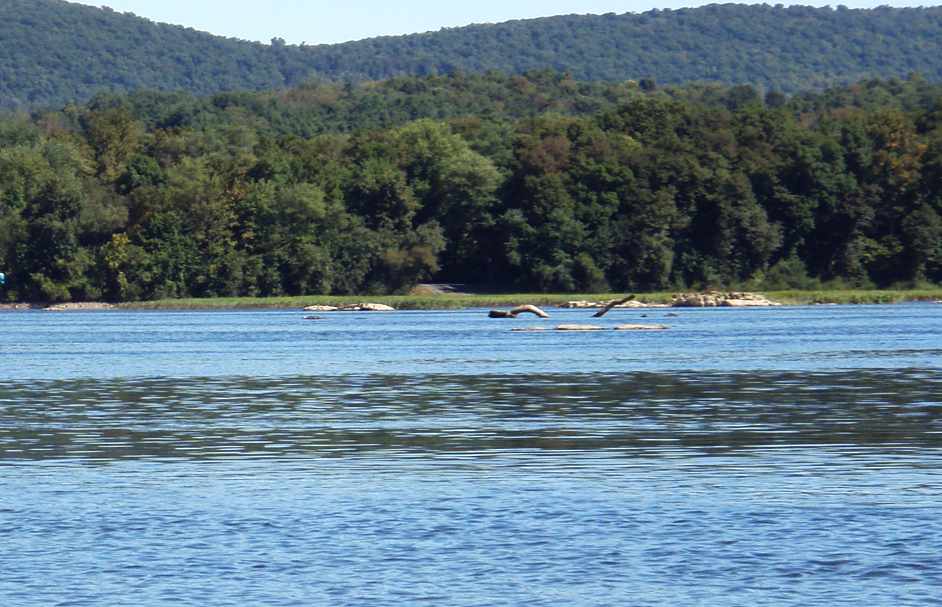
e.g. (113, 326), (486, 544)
(2, 1), (942, 109)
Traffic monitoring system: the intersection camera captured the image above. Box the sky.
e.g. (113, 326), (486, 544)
(70, 1), (936, 45)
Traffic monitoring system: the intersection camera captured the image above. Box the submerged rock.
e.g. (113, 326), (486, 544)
(512, 323), (670, 332)
(555, 324), (605, 331)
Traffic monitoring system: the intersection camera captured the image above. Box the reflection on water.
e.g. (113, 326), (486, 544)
(2, 371), (940, 465)
(2, 370), (941, 606)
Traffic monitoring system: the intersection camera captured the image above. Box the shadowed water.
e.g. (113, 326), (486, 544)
(1, 305), (941, 605)
(1, 371), (941, 464)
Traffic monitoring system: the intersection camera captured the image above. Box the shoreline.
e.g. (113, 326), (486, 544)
(4, 289), (941, 311)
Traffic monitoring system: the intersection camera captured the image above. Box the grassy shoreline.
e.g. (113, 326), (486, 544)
(114, 289), (942, 310)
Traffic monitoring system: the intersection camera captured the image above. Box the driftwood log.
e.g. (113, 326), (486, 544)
(489, 304), (550, 319)
(592, 295), (636, 318)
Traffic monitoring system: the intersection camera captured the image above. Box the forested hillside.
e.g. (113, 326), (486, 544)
(1, 74), (940, 302)
(2, 0), (942, 109)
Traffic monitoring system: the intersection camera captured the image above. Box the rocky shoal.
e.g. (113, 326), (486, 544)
(303, 303), (396, 312)
(43, 302), (117, 311)
(561, 291), (780, 309)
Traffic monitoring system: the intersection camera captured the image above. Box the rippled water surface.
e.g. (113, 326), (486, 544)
(1, 305), (941, 605)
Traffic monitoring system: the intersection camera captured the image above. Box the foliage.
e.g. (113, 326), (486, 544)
(1, 74), (942, 302)
(3, 2), (942, 109)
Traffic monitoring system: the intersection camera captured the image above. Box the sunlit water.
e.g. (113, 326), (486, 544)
(1, 305), (941, 605)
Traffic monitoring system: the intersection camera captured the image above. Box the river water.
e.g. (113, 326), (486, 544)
(1, 305), (941, 605)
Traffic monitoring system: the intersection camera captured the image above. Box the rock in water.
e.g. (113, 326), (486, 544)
(559, 300), (598, 309)
(349, 303), (396, 312)
(721, 293), (780, 307)
(514, 324), (669, 332)
(0, 303), (36, 311)
(43, 302), (116, 311)
(613, 324), (669, 331)
(671, 291), (780, 307)
(304, 303), (395, 312)
(560, 299), (667, 309)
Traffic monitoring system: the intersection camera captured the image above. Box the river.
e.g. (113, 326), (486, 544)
(1, 304), (940, 605)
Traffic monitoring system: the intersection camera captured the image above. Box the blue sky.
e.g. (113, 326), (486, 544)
(70, 1), (936, 45)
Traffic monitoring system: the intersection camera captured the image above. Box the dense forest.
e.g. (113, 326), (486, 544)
(1, 73), (940, 302)
(3, 1), (942, 109)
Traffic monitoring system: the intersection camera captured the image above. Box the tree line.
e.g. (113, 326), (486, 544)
(1, 74), (941, 302)
(3, 1), (942, 109)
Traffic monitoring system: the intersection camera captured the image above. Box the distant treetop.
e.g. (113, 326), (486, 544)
(2, 0), (942, 109)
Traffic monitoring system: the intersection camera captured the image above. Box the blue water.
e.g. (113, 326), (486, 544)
(1, 304), (941, 605)
(4, 304), (941, 379)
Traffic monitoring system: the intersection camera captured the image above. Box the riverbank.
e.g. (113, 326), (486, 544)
(765, 289), (942, 305)
(109, 289), (942, 310)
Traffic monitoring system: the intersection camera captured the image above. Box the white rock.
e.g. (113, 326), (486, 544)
(721, 298), (781, 307)
(43, 302), (116, 311)
(672, 291), (779, 307)
(560, 299), (668, 309)
(340, 303), (396, 312)
(559, 300), (598, 308)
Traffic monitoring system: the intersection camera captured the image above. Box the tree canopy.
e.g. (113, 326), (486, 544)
(1, 73), (941, 302)
(2, 1), (942, 109)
